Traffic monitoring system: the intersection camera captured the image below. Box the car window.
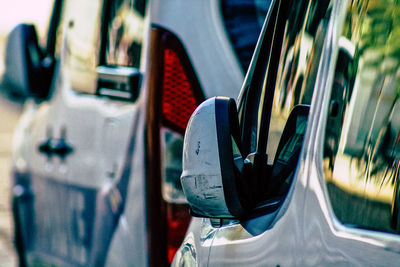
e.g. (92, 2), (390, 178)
(220, 0), (272, 72)
(238, 0), (332, 203)
(323, 0), (400, 234)
(101, 0), (148, 68)
(62, 0), (103, 93)
(64, 0), (102, 64)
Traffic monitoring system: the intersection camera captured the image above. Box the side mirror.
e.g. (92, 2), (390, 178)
(181, 97), (249, 218)
(181, 100), (310, 219)
(3, 24), (54, 99)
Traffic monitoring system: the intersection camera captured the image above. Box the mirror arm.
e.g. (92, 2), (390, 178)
(241, 152), (270, 205)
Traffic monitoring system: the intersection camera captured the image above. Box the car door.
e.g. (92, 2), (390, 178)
(17, 0), (149, 265)
(206, 0), (334, 265)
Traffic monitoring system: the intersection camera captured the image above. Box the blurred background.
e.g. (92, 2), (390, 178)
(0, 1), (53, 265)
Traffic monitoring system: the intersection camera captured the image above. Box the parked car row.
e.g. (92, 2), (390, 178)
(5, 0), (400, 266)
(3, 0), (268, 266)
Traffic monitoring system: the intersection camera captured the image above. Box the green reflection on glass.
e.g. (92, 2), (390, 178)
(324, 0), (400, 234)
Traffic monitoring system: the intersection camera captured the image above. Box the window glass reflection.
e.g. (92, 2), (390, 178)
(267, 0), (331, 164)
(65, 0), (101, 70)
(238, 0), (332, 202)
(105, 0), (147, 68)
(63, 0), (102, 93)
(324, 0), (400, 234)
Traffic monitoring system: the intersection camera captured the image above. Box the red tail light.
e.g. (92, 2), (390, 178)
(166, 203), (191, 264)
(162, 48), (199, 131)
(160, 28), (203, 265)
(146, 26), (204, 266)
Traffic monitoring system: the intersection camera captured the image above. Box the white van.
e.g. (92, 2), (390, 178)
(174, 0), (400, 265)
(3, 0), (269, 266)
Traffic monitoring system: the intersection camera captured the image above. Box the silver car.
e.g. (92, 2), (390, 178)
(174, 0), (400, 265)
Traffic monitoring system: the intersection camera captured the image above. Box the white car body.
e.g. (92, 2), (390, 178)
(173, 0), (400, 266)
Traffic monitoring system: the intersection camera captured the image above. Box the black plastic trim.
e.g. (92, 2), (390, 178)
(215, 97), (246, 217)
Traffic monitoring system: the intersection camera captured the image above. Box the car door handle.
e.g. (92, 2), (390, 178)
(38, 138), (74, 159)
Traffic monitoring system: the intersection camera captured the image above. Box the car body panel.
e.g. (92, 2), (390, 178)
(172, 217), (219, 267)
(13, 63), (146, 265)
(150, 0), (244, 99)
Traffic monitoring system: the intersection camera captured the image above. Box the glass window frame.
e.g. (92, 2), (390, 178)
(237, 0), (334, 215)
(236, 0), (301, 212)
(237, 0), (283, 158)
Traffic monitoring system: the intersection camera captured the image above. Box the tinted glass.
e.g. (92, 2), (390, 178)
(238, 0), (332, 202)
(263, 0), (332, 200)
(221, 0), (271, 71)
(104, 0), (147, 68)
(324, 0), (400, 234)
(266, 0), (331, 165)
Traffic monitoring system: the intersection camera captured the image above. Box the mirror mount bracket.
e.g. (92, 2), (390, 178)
(241, 152), (271, 205)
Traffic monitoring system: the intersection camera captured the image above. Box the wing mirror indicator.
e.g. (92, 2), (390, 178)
(181, 97), (252, 218)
